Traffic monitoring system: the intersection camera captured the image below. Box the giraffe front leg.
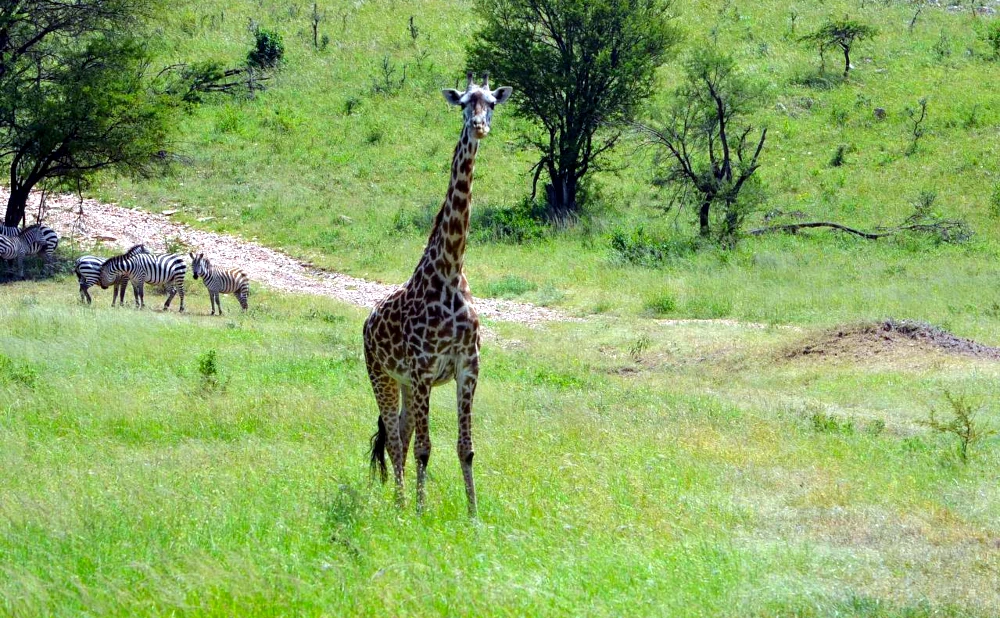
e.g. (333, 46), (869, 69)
(410, 381), (433, 514)
(456, 356), (480, 517)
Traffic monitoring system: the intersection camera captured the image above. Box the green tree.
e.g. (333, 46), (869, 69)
(800, 17), (877, 79)
(467, 0), (680, 219)
(635, 48), (767, 243)
(0, 1), (173, 227)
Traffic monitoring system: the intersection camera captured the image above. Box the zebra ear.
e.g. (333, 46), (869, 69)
(189, 252), (195, 260)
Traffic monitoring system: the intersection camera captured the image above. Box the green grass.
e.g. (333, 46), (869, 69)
(2, 279), (1000, 615)
(84, 0), (1000, 331)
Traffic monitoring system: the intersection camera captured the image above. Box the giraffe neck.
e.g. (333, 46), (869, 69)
(418, 123), (478, 279)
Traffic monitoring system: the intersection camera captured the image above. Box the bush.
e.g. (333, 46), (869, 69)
(609, 227), (696, 268)
(471, 199), (547, 244)
(642, 291), (677, 317)
(248, 27), (284, 69)
(197, 349), (220, 390)
(985, 21), (1000, 60)
(923, 391), (995, 464)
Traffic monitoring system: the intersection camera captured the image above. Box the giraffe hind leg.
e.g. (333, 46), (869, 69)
(367, 363), (405, 505)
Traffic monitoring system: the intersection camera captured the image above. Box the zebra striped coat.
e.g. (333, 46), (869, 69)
(0, 234), (31, 279)
(0, 224), (18, 237)
(190, 252), (250, 314)
(19, 224), (59, 259)
(74, 244), (150, 305)
(99, 252), (187, 311)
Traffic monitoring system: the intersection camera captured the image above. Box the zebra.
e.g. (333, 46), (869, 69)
(99, 252), (187, 311)
(0, 224), (18, 237)
(0, 234), (32, 279)
(74, 244), (151, 305)
(19, 224), (59, 260)
(190, 252), (250, 314)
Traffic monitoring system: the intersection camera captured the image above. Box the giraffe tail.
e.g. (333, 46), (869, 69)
(369, 416), (388, 484)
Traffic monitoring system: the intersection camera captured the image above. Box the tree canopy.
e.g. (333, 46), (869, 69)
(0, 0), (173, 226)
(467, 0), (680, 219)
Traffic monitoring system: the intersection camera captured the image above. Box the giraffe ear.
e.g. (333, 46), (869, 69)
(442, 89), (463, 106)
(492, 87), (513, 105)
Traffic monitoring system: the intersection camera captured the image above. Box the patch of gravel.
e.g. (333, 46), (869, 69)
(786, 318), (1000, 361)
(8, 188), (575, 324)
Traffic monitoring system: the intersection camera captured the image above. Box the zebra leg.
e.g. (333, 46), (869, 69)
(179, 285), (185, 313)
(216, 292), (223, 316)
(238, 292), (248, 311)
(134, 281), (145, 308)
(81, 284), (92, 304)
(163, 284), (177, 310)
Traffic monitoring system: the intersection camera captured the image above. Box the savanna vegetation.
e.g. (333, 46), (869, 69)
(4, 0), (1000, 615)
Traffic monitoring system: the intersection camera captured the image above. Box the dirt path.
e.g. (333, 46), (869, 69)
(6, 188), (577, 324)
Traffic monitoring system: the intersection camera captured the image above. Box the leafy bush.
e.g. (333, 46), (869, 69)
(923, 391), (995, 464)
(471, 199), (547, 244)
(985, 21), (1000, 60)
(248, 27), (284, 69)
(197, 349), (220, 390)
(642, 291), (677, 317)
(609, 227), (696, 268)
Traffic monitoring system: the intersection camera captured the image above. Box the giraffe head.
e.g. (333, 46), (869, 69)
(442, 71), (512, 139)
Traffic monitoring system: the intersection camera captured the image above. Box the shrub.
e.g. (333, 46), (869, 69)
(609, 227), (696, 268)
(197, 349), (220, 390)
(985, 21), (1000, 60)
(642, 291), (677, 317)
(923, 391), (995, 464)
(990, 181), (1000, 219)
(248, 27), (284, 69)
(471, 199), (547, 244)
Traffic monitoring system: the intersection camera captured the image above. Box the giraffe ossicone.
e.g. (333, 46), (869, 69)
(363, 71), (512, 517)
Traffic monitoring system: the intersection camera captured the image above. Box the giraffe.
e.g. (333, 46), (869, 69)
(364, 71), (512, 516)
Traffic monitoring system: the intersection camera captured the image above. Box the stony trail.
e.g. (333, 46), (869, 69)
(10, 188), (573, 324)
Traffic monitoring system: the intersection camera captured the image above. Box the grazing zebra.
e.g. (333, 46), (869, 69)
(99, 252), (187, 311)
(74, 244), (150, 305)
(19, 224), (59, 260)
(0, 234), (31, 279)
(190, 252), (250, 314)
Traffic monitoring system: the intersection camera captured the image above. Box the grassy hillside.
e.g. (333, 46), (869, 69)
(89, 0), (1000, 332)
(2, 279), (1000, 615)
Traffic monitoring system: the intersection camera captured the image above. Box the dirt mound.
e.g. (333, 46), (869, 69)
(786, 319), (1000, 362)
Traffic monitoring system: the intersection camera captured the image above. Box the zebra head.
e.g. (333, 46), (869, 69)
(98, 254), (129, 289)
(189, 252), (209, 280)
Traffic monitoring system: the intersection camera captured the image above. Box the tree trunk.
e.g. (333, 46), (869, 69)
(698, 198), (712, 237)
(544, 173), (578, 221)
(842, 43), (851, 79)
(4, 186), (28, 227)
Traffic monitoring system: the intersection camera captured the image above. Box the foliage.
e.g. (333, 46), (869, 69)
(636, 48), (768, 244)
(923, 391), (996, 464)
(471, 199), (548, 244)
(247, 26), (284, 69)
(800, 17), (878, 78)
(609, 226), (696, 267)
(197, 348), (220, 390)
(985, 21), (1000, 60)
(0, 1), (174, 227)
(467, 0), (680, 218)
